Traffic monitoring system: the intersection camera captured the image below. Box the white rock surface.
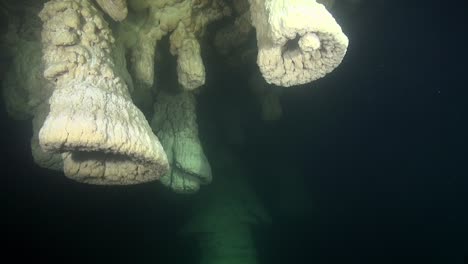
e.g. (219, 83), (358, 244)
(38, 0), (169, 185)
(96, 0), (128, 21)
(248, 0), (349, 86)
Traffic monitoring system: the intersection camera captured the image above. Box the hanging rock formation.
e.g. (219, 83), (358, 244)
(248, 0), (348, 86)
(1, 0), (349, 189)
(151, 90), (211, 193)
(116, 0), (230, 109)
(38, 0), (169, 185)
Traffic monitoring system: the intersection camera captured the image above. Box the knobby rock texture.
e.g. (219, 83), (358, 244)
(1, 0), (349, 189)
(38, 0), (169, 185)
(247, 0), (348, 86)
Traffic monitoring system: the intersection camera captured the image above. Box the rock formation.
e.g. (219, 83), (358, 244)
(38, 0), (169, 184)
(1, 0), (349, 188)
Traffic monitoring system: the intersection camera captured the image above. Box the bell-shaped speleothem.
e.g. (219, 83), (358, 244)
(151, 90), (212, 193)
(38, 0), (168, 185)
(248, 0), (349, 86)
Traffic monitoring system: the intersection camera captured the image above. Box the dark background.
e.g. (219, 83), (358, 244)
(244, 1), (462, 263)
(0, 0), (462, 263)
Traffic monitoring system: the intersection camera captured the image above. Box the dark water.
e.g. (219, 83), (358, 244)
(0, 0), (462, 263)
